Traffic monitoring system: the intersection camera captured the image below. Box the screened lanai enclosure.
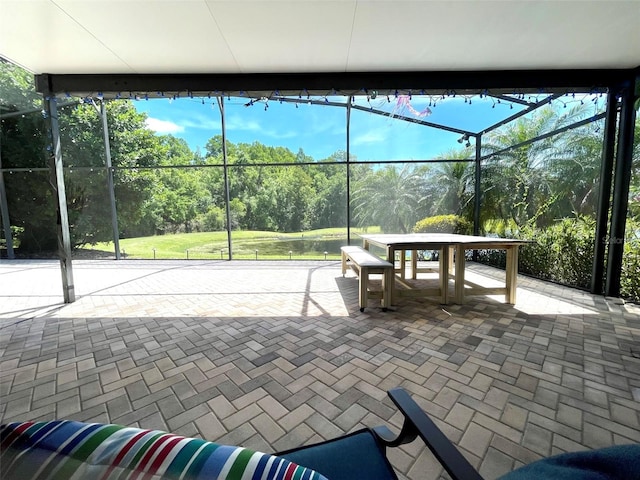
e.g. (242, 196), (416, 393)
(0, 65), (639, 303)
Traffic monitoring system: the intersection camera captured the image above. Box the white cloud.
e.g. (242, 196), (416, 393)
(224, 115), (297, 139)
(179, 112), (222, 131)
(351, 129), (388, 146)
(225, 116), (262, 132)
(145, 117), (185, 134)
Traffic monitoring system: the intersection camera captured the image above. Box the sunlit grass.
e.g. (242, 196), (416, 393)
(91, 226), (381, 260)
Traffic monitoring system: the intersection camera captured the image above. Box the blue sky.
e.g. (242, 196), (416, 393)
(133, 94), (530, 161)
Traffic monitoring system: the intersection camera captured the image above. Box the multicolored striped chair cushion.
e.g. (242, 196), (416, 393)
(0, 420), (329, 480)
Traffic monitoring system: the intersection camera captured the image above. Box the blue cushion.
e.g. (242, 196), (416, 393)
(278, 428), (398, 480)
(499, 444), (640, 480)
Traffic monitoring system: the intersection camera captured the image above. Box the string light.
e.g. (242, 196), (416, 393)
(60, 88), (607, 125)
(209, 89), (589, 103)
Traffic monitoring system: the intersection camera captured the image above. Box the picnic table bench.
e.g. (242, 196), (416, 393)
(341, 245), (393, 312)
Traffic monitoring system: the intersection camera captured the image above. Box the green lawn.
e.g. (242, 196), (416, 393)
(91, 227), (381, 260)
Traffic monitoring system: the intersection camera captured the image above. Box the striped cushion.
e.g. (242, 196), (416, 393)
(1, 420), (328, 480)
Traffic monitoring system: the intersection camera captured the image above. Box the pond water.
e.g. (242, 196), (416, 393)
(239, 238), (346, 256)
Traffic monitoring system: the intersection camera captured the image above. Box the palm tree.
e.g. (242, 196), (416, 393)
(480, 104), (595, 229)
(546, 121), (604, 219)
(351, 164), (425, 233)
(427, 149), (476, 219)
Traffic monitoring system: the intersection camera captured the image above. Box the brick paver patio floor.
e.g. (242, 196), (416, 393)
(1, 259), (639, 479)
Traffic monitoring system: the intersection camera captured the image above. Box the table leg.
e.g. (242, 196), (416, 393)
(454, 245), (465, 303)
(381, 267), (392, 309)
(387, 246), (397, 305)
(359, 266), (368, 310)
(411, 250), (418, 279)
(439, 247), (449, 304)
(506, 246), (518, 304)
(341, 249), (347, 276)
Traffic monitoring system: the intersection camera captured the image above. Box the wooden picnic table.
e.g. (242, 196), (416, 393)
(359, 233), (529, 305)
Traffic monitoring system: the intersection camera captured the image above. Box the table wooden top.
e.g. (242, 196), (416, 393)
(358, 233), (529, 248)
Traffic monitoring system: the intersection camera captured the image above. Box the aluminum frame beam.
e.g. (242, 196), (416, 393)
(217, 97), (233, 260)
(591, 91), (618, 294)
(35, 68), (633, 99)
(0, 161), (15, 259)
(606, 83), (637, 297)
(98, 101), (121, 260)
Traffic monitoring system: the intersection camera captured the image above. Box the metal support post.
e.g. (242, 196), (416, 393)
(0, 171), (15, 259)
(346, 99), (352, 244)
(217, 97), (233, 260)
(605, 83), (636, 298)
(44, 94), (75, 303)
(591, 90), (618, 294)
(0, 134), (15, 258)
(472, 134), (482, 261)
(100, 101), (121, 260)
(473, 135), (482, 235)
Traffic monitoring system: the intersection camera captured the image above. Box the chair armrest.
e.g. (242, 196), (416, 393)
(373, 387), (484, 480)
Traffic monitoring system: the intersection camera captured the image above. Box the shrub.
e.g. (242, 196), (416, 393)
(413, 214), (472, 234)
(531, 217), (595, 288)
(478, 216), (640, 302)
(621, 220), (640, 303)
(479, 216), (596, 290)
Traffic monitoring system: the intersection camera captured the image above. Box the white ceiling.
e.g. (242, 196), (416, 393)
(1, 0), (639, 75)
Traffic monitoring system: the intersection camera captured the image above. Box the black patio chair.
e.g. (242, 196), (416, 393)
(278, 386), (483, 480)
(279, 387), (640, 480)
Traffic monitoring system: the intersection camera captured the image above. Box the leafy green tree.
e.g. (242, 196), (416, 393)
(271, 166), (315, 232)
(60, 101), (165, 244)
(137, 136), (208, 234)
(0, 59), (42, 112)
(308, 165), (347, 229)
(1, 60), (58, 252)
(0, 59), (170, 251)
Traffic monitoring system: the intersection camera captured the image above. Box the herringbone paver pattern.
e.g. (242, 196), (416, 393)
(1, 259), (640, 480)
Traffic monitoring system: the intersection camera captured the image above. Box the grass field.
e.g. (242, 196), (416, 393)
(90, 227), (381, 260)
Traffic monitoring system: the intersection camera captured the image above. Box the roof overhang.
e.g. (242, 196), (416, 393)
(1, 1), (638, 99)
